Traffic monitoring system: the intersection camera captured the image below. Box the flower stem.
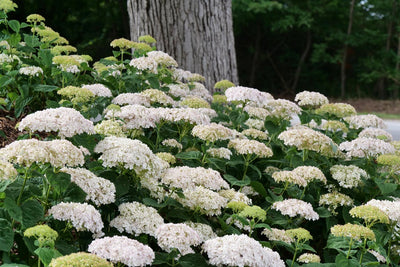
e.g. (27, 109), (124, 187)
(347, 238), (354, 259)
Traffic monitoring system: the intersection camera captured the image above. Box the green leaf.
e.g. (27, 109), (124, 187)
(21, 199), (44, 228)
(0, 75), (14, 87)
(248, 164), (262, 178)
(34, 247), (63, 266)
(375, 180), (397, 195)
(179, 253), (209, 267)
(250, 181), (267, 197)
(1, 264), (30, 267)
(147, 76), (160, 89)
(14, 96), (33, 117)
(316, 206), (332, 218)
(335, 254), (361, 267)
(34, 84), (59, 93)
(0, 218), (14, 252)
(4, 197), (22, 222)
(46, 170), (71, 195)
(38, 49), (54, 67)
(142, 198), (167, 208)
(223, 174), (251, 186)
(114, 175), (130, 198)
(175, 151), (203, 160)
(63, 183), (87, 202)
(8, 20), (20, 33)
(253, 223), (271, 229)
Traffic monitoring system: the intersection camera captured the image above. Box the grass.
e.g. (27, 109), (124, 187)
(359, 112), (400, 120)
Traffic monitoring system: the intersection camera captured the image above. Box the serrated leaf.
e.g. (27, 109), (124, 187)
(4, 197), (22, 222)
(34, 247), (63, 266)
(8, 20), (20, 33)
(335, 253), (361, 267)
(34, 84), (59, 92)
(142, 198), (167, 208)
(179, 253), (209, 267)
(21, 199), (44, 228)
(250, 181), (267, 197)
(175, 151), (202, 160)
(223, 174), (250, 186)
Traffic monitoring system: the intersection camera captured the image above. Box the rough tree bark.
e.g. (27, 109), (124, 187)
(127, 0), (238, 92)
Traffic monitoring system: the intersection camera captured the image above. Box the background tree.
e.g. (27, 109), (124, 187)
(126, 0), (238, 91)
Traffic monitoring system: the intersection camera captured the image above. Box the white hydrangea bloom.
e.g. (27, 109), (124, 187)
(202, 234), (285, 267)
(344, 114), (386, 129)
(166, 83), (190, 98)
(49, 202), (104, 238)
(225, 86), (273, 107)
(155, 223), (201, 255)
(206, 147), (232, 160)
(297, 253), (321, 263)
(264, 99), (301, 120)
(147, 51), (178, 67)
(189, 82), (213, 102)
(319, 192), (354, 213)
(18, 107), (94, 138)
(112, 93), (151, 106)
(161, 139), (183, 152)
(330, 165), (369, 188)
(110, 202), (164, 237)
(0, 139), (84, 168)
(262, 228), (294, 243)
(294, 90), (329, 108)
(19, 66), (43, 77)
(292, 166), (327, 184)
(94, 136), (168, 177)
(278, 126), (340, 157)
(272, 170), (307, 187)
(192, 123), (234, 142)
(60, 167), (115, 205)
(339, 137), (395, 158)
(88, 236), (155, 267)
(219, 189), (252, 205)
(129, 56), (158, 73)
(177, 186), (228, 216)
(366, 199), (400, 223)
(184, 221), (217, 242)
(158, 107), (211, 125)
(228, 139), (273, 158)
(244, 106), (270, 120)
(244, 118), (265, 130)
(272, 199), (319, 221)
(94, 119), (126, 137)
(0, 159), (17, 180)
(105, 104), (160, 129)
(161, 166), (229, 191)
(82, 83), (112, 97)
(359, 127), (393, 142)
(140, 89), (176, 106)
(0, 53), (20, 64)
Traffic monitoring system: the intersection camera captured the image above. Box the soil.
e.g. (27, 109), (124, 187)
(0, 98), (399, 148)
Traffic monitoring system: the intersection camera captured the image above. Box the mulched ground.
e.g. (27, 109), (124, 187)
(0, 109), (20, 148)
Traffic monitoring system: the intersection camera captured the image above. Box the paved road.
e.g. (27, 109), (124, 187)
(385, 120), (400, 141)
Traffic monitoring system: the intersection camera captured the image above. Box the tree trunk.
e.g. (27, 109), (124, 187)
(341, 0), (356, 98)
(291, 30), (312, 93)
(127, 0), (238, 92)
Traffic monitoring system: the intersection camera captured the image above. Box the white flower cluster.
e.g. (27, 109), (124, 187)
(105, 104), (160, 129)
(49, 202), (104, 237)
(129, 56), (158, 73)
(344, 114), (386, 129)
(272, 170), (307, 187)
(19, 66), (43, 77)
(192, 123), (234, 142)
(110, 202), (164, 237)
(189, 82), (213, 102)
(245, 118), (265, 130)
(202, 234), (285, 267)
(293, 166), (327, 184)
(158, 108), (211, 125)
(18, 107), (94, 138)
(0, 53), (20, 64)
(0, 159), (17, 180)
(166, 83), (190, 98)
(172, 68), (205, 83)
(184, 221), (217, 242)
(88, 236), (155, 267)
(161, 166), (229, 191)
(60, 167), (115, 205)
(94, 136), (168, 177)
(178, 186), (228, 216)
(359, 127), (393, 142)
(294, 90), (329, 108)
(161, 139), (183, 152)
(225, 86), (273, 106)
(140, 89), (176, 106)
(272, 198), (319, 221)
(316, 103), (357, 118)
(264, 99), (302, 120)
(330, 165), (369, 188)
(278, 126), (340, 157)
(262, 227), (294, 243)
(82, 84), (112, 97)
(112, 93), (151, 106)
(317, 119), (348, 133)
(297, 253), (321, 264)
(155, 223), (201, 255)
(366, 199), (400, 223)
(319, 192), (354, 213)
(219, 189), (252, 205)
(228, 138), (273, 158)
(244, 106), (270, 120)
(147, 51), (178, 67)
(242, 128), (269, 140)
(0, 139), (84, 168)
(94, 119), (126, 137)
(339, 137), (395, 158)
(206, 147), (232, 160)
